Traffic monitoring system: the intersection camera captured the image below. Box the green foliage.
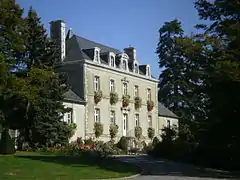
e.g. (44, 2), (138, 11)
(0, 129), (16, 154)
(152, 137), (160, 147)
(134, 97), (142, 109)
(67, 123), (77, 138)
(94, 122), (103, 138)
(147, 127), (155, 140)
(134, 126), (142, 140)
(147, 100), (154, 111)
(117, 136), (129, 151)
(122, 95), (130, 107)
(109, 92), (118, 105)
(109, 124), (118, 140)
(94, 90), (103, 104)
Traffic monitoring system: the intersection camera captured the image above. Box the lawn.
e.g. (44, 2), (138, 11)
(0, 152), (139, 180)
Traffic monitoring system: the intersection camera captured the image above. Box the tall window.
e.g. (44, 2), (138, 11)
(65, 111), (73, 124)
(123, 83), (127, 95)
(95, 50), (100, 62)
(94, 108), (100, 122)
(110, 110), (116, 124)
(94, 76), (100, 91)
(135, 114), (140, 126)
(147, 88), (151, 100)
(147, 66), (150, 76)
(134, 85), (139, 97)
(122, 60), (127, 70)
(166, 120), (171, 128)
(134, 63), (138, 73)
(148, 115), (152, 127)
(110, 56), (115, 67)
(109, 79), (115, 92)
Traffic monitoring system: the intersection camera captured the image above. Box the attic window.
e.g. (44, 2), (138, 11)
(109, 54), (115, 67)
(146, 65), (151, 77)
(134, 63), (138, 73)
(94, 49), (100, 63)
(122, 60), (127, 70)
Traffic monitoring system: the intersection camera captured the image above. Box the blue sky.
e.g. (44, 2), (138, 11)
(17, 0), (202, 78)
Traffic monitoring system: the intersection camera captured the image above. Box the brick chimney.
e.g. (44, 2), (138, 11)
(50, 20), (66, 61)
(124, 46), (136, 60)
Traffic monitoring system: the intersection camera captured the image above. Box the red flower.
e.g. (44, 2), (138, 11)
(81, 144), (87, 149)
(90, 144), (94, 149)
(147, 106), (153, 111)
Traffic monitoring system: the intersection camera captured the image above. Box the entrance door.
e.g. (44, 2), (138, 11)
(123, 113), (128, 136)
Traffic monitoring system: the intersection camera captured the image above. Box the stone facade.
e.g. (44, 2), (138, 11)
(51, 20), (178, 142)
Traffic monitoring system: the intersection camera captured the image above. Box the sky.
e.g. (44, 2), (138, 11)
(16, 0), (204, 78)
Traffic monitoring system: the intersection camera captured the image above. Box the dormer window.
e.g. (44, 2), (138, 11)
(146, 65), (151, 77)
(109, 52), (115, 67)
(120, 53), (129, 71)
(134, 63), (138, 73)
(122, 60), (127, 70)
(110, 56), (114, 67)
(94, 48), (100, 63)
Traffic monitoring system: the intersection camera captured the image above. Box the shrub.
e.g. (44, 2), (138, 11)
(122, 95), (130, 107)
(110, 92), (118, 105)
(134, 126), (142, 140)
(134, 97), (142, 109)
(67, 123), (77, 138)
(94, 122), (103, 138)
(152, 137), (160, 147)
(147, 127), (155, 140)
(117, 136), (129, 151)
(94, 90), (103, 104)
(109, 124), (118, 141)
(0, 129), (16, 154)
(147, 100), (154, 111)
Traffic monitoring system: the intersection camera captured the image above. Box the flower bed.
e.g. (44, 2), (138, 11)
(38, 137), (125, 157)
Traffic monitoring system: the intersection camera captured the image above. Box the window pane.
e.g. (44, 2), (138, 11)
(123, 83), (127, 95)
(135, 114), (139, 126)
(148, 116), (152, 127)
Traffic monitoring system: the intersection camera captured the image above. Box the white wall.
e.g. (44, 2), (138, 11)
(63, 101), (85, 141)
(158, 116), (179, 140)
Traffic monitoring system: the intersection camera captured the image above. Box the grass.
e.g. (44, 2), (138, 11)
(0, 151), (139, 180)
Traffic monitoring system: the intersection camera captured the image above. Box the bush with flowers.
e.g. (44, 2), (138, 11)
(38, 137), (125, 157)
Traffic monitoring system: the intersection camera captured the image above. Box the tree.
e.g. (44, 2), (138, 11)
(134, 126), (142, 140)
(109, 124), (118, 141)
(147, 127), (155, 140)
(94, 122), (103, 139)
(194, 0), (240, 168)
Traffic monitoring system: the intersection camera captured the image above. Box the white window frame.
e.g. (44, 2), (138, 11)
(146, 65), (151, 77)
(166, 119), (171, 128)
(109, 79), (115, 92)
(123, 83), (128, 95)
(94, 76), (100, 91)
(65, 111), (73, 124)
(110, 110), (116, 124)
(122, 60), (127, 70)
(94, 48), (100, 63)
(148, 115), (152, 128)
(134, 85), (139, 97)
(147, 88), (151, 100)
(94, 108), (100, 122)
(135, 114), (140, 126)
(134, 63), (138, 73)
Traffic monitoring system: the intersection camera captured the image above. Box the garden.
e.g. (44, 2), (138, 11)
(0, 137), (141, 180)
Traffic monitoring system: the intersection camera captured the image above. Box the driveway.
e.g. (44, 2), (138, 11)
(113, 155), (239, 180)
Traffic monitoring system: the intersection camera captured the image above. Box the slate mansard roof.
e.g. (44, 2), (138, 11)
(64, 34), (156, 77)
(158, 102), (178, 118)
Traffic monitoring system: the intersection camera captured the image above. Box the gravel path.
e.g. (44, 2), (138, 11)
(114, 155), (239, 180)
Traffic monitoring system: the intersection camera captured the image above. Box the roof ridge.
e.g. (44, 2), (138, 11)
(74, 34), (121, 53)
